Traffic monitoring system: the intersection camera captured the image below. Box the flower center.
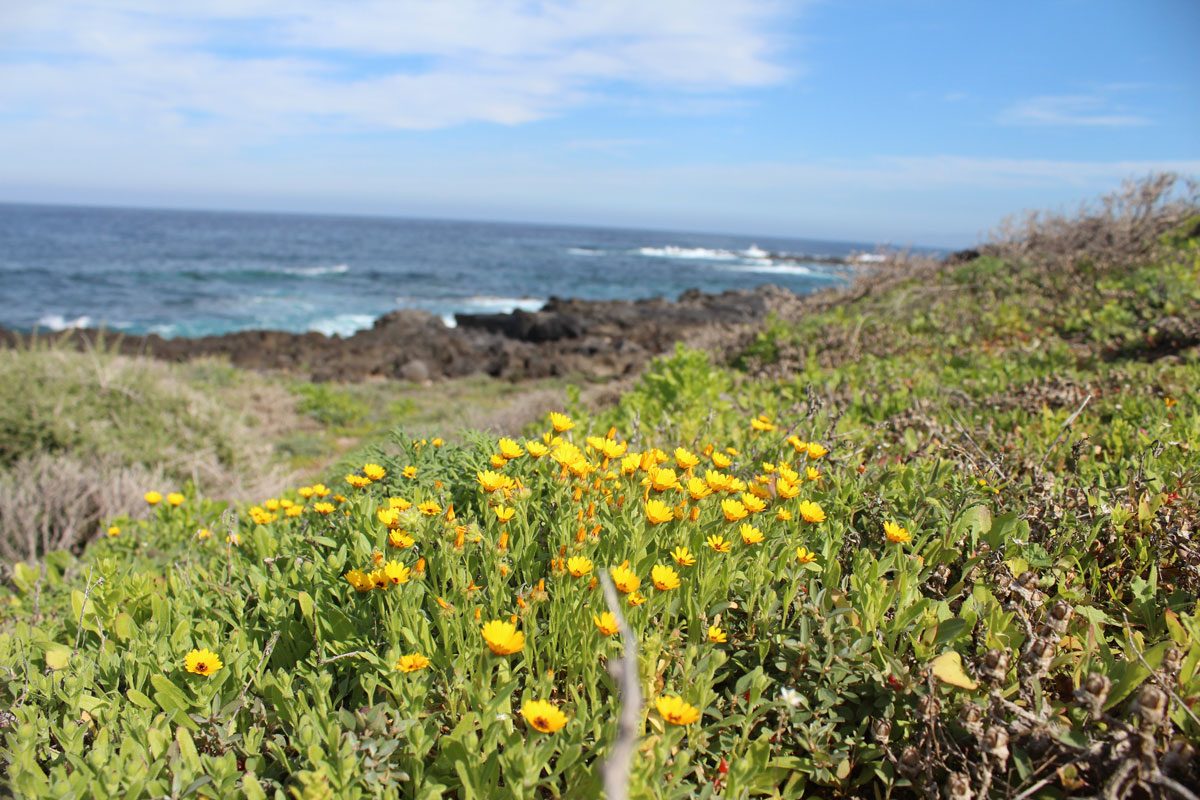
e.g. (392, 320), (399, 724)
(196, 662), (207, 672)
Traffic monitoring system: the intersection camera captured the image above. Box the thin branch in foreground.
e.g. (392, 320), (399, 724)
(1036, 395), (1092, 471)
(599, 571), (641, 800)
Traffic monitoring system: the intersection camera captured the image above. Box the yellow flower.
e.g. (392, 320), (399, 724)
(297, 486), (315, 499)
(567, 556), (594, 577)
(401, 465), (417, 479)
(279, 498), (294, 509)
(369, 568), (388, 589)
(884, 521), (912, 544)
(526, 441), (550, 458)
(806, 442), (828, 460)
(493, 505), (517, 524)
(265, 498), (280, 511)
(601, 438), (627, 459)
(345, 569), (373, 592)
(806, 466), (821, 482)
(686, 477), (711, 501)
(107, 525), (120, 537)
(711, 451), (732, 469)
(313, 501), (335, 515)
(708, 625), (727, 643)
(796, 546), (818, 564)
(776, 478), (800, 499)
(378, 507), (400, 528)
(396, 653), (430, 672)
(627, 591), (647, 606)
(594, 612), (620, 636)
(477, 469), (513, 493)
(383, 561), (411, 585)
(522, 699), (568, 733)
(721, 498), (748, 522)
(655, 695), (700, 725)
(286, 505), (304, 517)
(167, 492), (185, 507)
(388, 497), (412, 510)
(345, 474), (370, 489)
(184, 648), (223, 676)
(674, 447), (700, 470)
(798, 500), (826, 524)
(363, 463), (386, 481)
(786, 435), (807, 453)
(312, 483), (330, 497)
(740, 493), (766, 513)
(610, 564), (640, 594)
(651, 564), (680, 591)
(671, 546), (696, 567)
(706, 470), (732, 492)
(750, 414), (776, 432)
(776, 509), (792, 521)
(649, 467), (679, 492)
(490, 454), (508, 468)
(481, 620), (525, 655)
(549, 412), (575, 433)
(644, 499), (675, 525)
(498, 438), (525, 459)
(418, 500), (441, 516)
(144, 491), (162, 505)
(739, 523), (764, 545)
(706, 534), (732, 553)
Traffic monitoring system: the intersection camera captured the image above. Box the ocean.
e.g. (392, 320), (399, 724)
(0, 203), (881, 339)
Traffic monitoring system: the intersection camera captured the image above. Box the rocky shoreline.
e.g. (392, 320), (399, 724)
(0, 285), (810, 383)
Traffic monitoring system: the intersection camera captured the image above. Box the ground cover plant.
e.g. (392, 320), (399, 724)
(1, 176), (1198, 798)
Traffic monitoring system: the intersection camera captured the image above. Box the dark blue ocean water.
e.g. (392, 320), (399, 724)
(0, 203), (879, 338)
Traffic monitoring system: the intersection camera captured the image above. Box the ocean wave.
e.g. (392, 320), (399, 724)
(37, 313), (92, 330)
(726, 262), (840, 278)
(636, 245), (744, 262)
(567, 247), (605, 256)
(283, 263), (350, 277)
(306, 313), (377, 337)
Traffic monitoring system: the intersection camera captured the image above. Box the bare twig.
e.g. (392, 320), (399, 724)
(599, 571), (641, 800)
(316, 650), (367, 667)
(1121, 614), (1200, 729)
(240, 631), (281, 707)
(1036, 395), (1092, 471)
(73, 566), (104, 654)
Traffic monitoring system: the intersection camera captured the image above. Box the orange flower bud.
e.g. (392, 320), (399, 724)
(689, 506), (700, 522)
(415, 557), (426, 574)
(499, 530), (509, 551)
(573, 486), (583, 502)
(445, 503), (456, 523)
(576, 525), (586, 543)
(474, 606), (482, 620)
(587, 501), (595, 519)
(455, 527), (465, 548)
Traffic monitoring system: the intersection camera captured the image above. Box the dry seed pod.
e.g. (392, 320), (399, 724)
(871, 717), (892, 745)
(1024, 637), (1056, 676)
(1045, 600), (1074, 635)
(979, 649), (1009, 684)
(983, 726), (1010, 765)
(1013, 571), (1044, 606)
(959, 701), (984, 738)
(918, 694), (941, 721)
(1133, 684), (1168, 728)
(944, 772), (973, 800)
(1162, 646), (1183, 677)
(992, 572), (1013, 600)
(1075, 672), (1111, 716)
(1163, 739), (1195, 777)
(898, 746), (924, 779)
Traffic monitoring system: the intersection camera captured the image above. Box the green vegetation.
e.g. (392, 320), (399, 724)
(1, 178), (1197, 798)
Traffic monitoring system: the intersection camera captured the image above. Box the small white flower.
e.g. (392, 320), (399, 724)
(779, 687), (803, 708)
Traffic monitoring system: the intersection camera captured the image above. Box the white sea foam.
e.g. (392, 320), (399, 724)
(307, 313), (377, 337)
(37, 314), (92, 330)
(459, 295), (546, 314)
(853, 253), (887, 263)
(568, 247), (605, 256)
(636, 245), (743, 261)
(726, 262), (837, 278)
(283, 263), (350, 277)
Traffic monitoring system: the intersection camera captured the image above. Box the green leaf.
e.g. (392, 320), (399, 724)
(297, 591), (314, 623)
(43, 643), (71, 671)
(114, 613), (135, 642)
(150, 674), (192, 713)
(127, 688), (156, 710)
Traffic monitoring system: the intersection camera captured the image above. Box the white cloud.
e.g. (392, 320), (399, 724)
(996, 93), (1151, 127)
(0, 1), (792, 134)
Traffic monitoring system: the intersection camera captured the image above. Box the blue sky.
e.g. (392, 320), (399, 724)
(0, 1), (1196, 246)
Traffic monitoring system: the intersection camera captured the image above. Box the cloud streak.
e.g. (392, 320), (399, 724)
(0, 1), (792, 133)
(996, 93), (1151, 127)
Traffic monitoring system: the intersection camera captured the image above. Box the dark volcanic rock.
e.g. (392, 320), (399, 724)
(1, 285), (797, 382)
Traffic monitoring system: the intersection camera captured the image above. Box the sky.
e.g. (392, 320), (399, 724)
(0, 1), (1197, 247)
